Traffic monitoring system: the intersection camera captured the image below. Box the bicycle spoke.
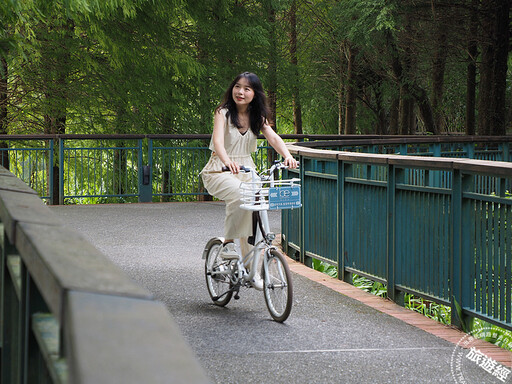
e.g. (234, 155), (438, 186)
(205, 240), (233, 306)
(263, 249), (293, 322)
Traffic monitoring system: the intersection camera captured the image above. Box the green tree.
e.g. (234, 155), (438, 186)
(477, 0), (510, 135)
(3, 0), (511, 138)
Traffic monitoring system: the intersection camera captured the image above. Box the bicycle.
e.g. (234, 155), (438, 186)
(202, 161), (301, 322)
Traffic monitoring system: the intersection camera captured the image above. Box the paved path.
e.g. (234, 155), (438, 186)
(52, 202), (510, 384)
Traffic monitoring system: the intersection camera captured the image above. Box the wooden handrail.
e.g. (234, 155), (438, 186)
(0, 166), (211, 383)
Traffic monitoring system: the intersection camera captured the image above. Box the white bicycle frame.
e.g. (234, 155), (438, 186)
(240, 162), (302, 284)
(203, 162), (300, 287)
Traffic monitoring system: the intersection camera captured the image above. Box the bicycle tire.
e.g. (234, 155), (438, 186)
(204, 239), (233, 306)
(262, 249), (293, 322)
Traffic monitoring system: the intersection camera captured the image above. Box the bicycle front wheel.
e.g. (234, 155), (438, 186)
(262, 249), (293, 322)
(205, 239), (233, 306)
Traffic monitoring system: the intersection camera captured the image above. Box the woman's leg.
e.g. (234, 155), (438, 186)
(224, 197), (252, 239)
(239, 237), (263, 290)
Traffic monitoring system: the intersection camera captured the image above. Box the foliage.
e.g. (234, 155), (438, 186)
(406, 294), (451, 326)
(2, 0), (511, 138)
(312, 258), (337, 278)
(471, 319), (512, 352)
(352, 274), (387, 298)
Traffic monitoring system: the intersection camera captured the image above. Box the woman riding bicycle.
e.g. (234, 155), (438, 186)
(200, 72), (298, 287)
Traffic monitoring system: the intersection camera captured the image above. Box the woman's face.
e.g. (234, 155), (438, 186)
(232, 77), (255, 108)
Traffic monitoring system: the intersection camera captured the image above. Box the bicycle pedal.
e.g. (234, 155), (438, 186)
(234, 294), (240, 300)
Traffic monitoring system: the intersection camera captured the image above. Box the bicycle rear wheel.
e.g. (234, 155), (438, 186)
(205, 239), (233, 306)
(262, 249), (293, 322)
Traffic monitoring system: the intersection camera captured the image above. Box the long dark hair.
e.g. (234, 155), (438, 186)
(217, 72), (270, 135)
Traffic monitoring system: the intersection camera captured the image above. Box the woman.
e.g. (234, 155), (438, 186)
(201, 72), (297, 289)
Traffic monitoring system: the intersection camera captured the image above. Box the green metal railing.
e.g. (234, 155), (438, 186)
(1, 134), (512, 340)
(0, 134), (286, 204)
(1, 135), (511, 205)
(59, 136), (144, 204)
(148, 135), (277, 201)
(281, 143), (512, 332)
(0, 136), (54, 200)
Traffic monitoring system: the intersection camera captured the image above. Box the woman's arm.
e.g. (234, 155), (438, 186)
(261, 123), (298, 168)
(212, 110), (241, 173)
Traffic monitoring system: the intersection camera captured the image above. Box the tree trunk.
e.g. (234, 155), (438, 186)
(266, 1), (278, 164)
(42, 18), (73, 204)
(431, 3), (447, 133)
(389, 96), (399, 135)
(338, 97), (344, 134)
(46, 115), (66, 205)
(477, 0), (510, 136)
(490, 0), (509, 135)
(374, 86), (387, 135)
(267, 2), (277, 130)
(478, 0), (495, 136)
(387, 30), (414, 135)
(1, 57), (9, 169)
(338, 44), (345, 134)
(414, 85), (437, 135)
(344, 44), (357, 134)
(289, 0), (302, 134)
(465, 0), (479, 135)
(196, 27), (211, 134)
(161, 170), (171, 202)
(399, 87), (414, 135)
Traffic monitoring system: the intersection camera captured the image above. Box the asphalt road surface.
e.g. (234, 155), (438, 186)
(53, 202), (502, 384)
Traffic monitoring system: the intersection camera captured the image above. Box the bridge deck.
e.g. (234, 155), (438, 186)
(52, 202), (510, 384)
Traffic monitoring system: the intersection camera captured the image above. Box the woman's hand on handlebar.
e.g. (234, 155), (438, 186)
(283, 156), (298, 169)
(224, 160), (240, 174)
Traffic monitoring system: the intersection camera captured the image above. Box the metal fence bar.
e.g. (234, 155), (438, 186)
(1, 134), (512, 204)
(0, 140), (53, 202)
(282, 144), (512, 332)
(58, 138), (142, 204)
(149, 138), (274, 202)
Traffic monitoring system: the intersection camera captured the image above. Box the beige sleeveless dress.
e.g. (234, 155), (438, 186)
(201, 108), (257, 239)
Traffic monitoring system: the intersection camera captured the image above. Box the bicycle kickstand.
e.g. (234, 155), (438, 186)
(213, 284), (241, 302)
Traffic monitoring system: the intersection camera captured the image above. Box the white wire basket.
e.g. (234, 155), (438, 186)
(239, 178), (301, 211)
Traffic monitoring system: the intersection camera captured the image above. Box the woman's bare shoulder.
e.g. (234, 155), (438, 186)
(215, 107), (228, 116)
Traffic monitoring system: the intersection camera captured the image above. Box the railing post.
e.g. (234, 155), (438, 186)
(460, 171), (475, 331)
(427, 143), (441, 188)
(59, 138), (64, 205)
(337, 158), (347, 281)
(48, 139), (54, 205)
(432, 143), (441, 157)
(504, 142), (510, 162)
(386, 164), (404, 304)
(138, 138), (152, 203)
(502, 143), (510, 199)
(299, 155), (306, 266)
(464, 142), (475, 159)
(341, 162), (354, 282)
(451, 167), (467, 330)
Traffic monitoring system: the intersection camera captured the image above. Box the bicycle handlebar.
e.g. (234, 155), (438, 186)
(220, 161), (298, 174)
(221, 165), (251, 173)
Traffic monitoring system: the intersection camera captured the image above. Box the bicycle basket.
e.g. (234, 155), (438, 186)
(239, 178), (301, 211)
